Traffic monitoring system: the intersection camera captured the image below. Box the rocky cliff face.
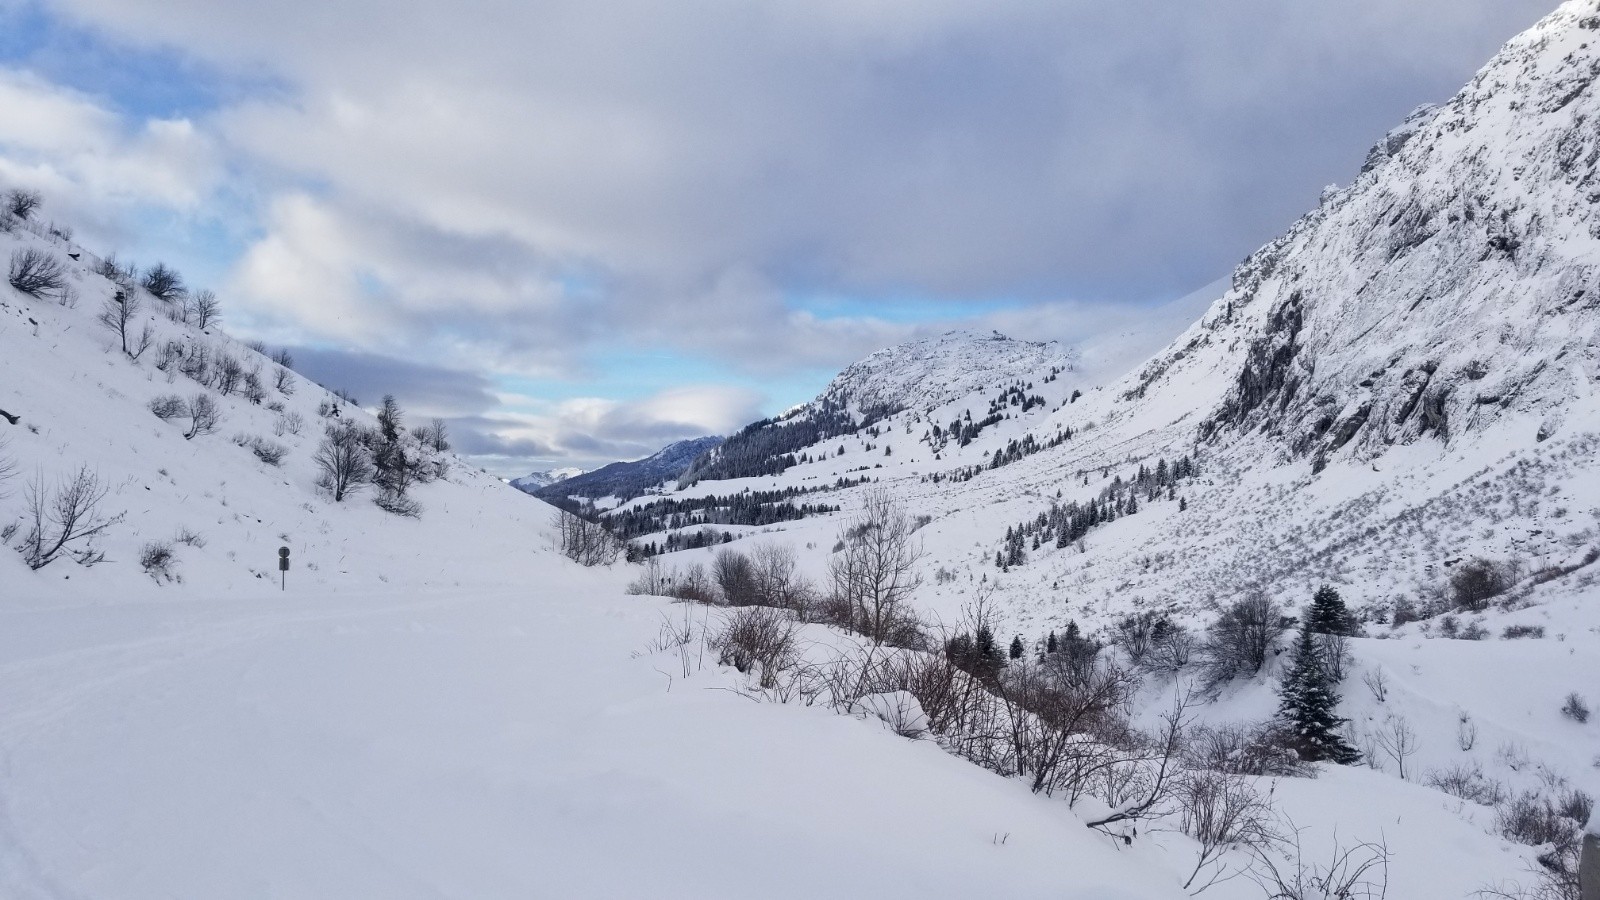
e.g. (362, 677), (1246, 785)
(1160, 0), (1600, 464)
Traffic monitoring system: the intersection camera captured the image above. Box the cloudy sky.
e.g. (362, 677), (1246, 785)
(0, 0), (1553, 475)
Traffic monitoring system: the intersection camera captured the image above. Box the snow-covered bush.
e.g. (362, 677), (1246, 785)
(232, 434), (288, 466)
(1559, 692), (1589, 724)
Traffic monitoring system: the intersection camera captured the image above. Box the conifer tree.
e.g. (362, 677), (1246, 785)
(1009, 635), (1024, 660)
(1046, 631), (1058, 654)
(1305, 585), (1359, 636)
(1277, 625), (1360, 764)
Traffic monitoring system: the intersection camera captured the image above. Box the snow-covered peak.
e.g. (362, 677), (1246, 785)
(822, 330), (1075, 416)
(509, 466), (585, 493)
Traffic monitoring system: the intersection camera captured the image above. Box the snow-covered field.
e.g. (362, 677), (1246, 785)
(0, 579), (1203, 899)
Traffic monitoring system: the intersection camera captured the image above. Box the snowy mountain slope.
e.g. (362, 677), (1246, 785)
(627, 0), (1600, 637)
(0, 210), (1202, 898)
(822, 329), (1076, 416)
(508, 465), (584, 493)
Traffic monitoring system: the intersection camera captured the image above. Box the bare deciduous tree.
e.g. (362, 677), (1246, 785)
(314, 422), (374, 502)
(1374, 715), (1418, 780)
(827, 488), (926, 646)
(19, 466), (122, 569)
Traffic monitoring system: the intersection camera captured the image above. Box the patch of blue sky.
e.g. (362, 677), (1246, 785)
(0, 2), (283, 121)
(496, 350), (834, 415)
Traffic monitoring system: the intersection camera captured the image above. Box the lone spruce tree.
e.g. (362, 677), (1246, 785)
(1277, 625), (1360, 764)
(1305, 585), (1359, 636)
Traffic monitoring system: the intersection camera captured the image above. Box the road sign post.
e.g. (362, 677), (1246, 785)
(278, 546), (290, 591)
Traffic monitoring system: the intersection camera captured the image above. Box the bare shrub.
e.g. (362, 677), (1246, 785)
(670, 562), (717, 603)
(242, 370), (267, 405)
(273, 413), (304, 438)
(1112, 612), (1162, 666)
(1362, 668), (1390, 703)
(1425, 762), (1505, 806)
(751, 542), (814, 611)
(1177, 769), (1279, 892)
(1496, 788), (1590, 848)
(140, 540), (177, 582)
(1458, 712), (1479, 751)
(148, 394), (186, 420)
(232, 433), (288, 466)
(7, 188), (41, 219)
(18, 466), (122, 569)
(626, 557), (673, 596)
(1184, 720), (1311, 777)
(374, 488), (422, 518)
(1200, 591), (1289, 691)
(419, 418), (449, 453)
(713, 548), (760, 605)
(182, 394), (222, 440)
(141, 262), (186, 304)
(1559, 693), (1589, 724)
(711, 606), (798, 688)
(555, 507), (621, 566)
(173, 527), (206, 548)
(213, 353), (244, 395)
(1502, 624), (1545, 639)
(1451, 557), (1512, 611)
(9, 248), (66, 297)
(1247, 828), (1390, 900)
(274, 365), (295, 395)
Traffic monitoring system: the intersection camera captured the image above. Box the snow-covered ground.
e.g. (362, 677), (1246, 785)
(0, 580), (1198, 900)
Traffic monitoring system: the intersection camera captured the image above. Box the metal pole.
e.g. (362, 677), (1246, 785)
(1581, 831), (1598, 900)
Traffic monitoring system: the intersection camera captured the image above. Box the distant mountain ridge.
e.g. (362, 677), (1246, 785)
(679, 330), (1076, 486)
(534, 436), (724, 503)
